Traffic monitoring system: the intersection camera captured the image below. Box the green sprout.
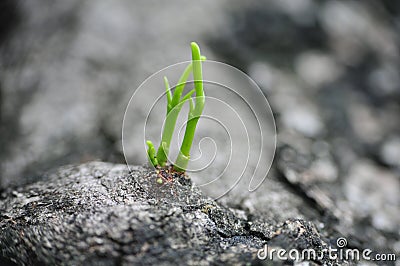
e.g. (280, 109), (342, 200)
(146, 42), (205, 172)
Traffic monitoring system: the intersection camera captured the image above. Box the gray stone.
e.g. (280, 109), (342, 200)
(1, 162), (342, 265)
(380, 137), (400, 168)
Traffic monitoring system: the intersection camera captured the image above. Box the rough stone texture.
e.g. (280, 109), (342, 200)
(1, 162), (341, 265)
(208, 0), (400, 263)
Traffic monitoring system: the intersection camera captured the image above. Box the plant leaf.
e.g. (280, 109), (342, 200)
(146, 140), (158, 167)
(181, 89), (195, 103)
(164, 76), (172, 113)
(171, 63), (192, 108)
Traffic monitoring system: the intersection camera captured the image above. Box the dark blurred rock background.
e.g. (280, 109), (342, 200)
(0, 0), (227, 186)
(1, 0), (399, 261)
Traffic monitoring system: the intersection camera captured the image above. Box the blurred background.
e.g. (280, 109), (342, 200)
(0, 0), (399, 256)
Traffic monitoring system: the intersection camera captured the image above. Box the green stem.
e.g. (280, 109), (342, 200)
(156, 65), (193, 166)
(174, 117), (199, 171)
(156, 108), (179, 166)
(164, 77), (172, 113)
(171, 64), (193, 107)
(146, 140), (158, 167)
(174, 42), (205, 171)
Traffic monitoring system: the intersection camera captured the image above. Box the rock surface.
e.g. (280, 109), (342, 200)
(1, 162), (344, 265)
(209, 0), (400, 263)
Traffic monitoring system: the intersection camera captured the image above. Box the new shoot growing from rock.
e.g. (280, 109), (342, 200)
(146, 42), (205, 173)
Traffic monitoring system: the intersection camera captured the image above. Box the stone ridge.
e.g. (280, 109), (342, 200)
(0, 162), (337, 265)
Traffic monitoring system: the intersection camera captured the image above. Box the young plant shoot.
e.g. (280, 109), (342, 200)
(146, 42), (205, 172)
